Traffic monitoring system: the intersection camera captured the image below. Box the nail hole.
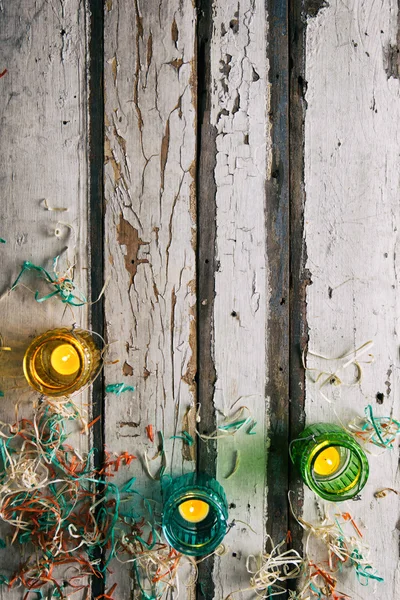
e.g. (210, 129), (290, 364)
(231, 311), (237, 317)
(205, 259), (209, 264)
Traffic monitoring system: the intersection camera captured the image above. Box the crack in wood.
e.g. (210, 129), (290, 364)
(160, 117), (170, 191)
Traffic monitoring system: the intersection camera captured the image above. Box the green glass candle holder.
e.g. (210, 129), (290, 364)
(162, 472), (228, 556)
(290, 423), (369, 502)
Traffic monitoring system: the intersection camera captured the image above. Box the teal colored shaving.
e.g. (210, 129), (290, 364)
(11, 260), (87, 306)
(218, 418), (250, 432)
(309, 583), (322, 598)
(247, 420), (257, 435)
(0, 575), (10, 585)
(0, 239), (5, 244)
(364, 404), (400, 448)
(0, 540), (5, 549)
(0, 392), (3, 398)
(334, 518), (345, 536)
(106, 383), (135, 395)
(350, 549), (383, 585)
(133, 562), (157, 600)
(121, 477), (137, 493)
(170, 430), (194, 446)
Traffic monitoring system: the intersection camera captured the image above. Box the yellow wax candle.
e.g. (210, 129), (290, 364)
(178, 499), (210, 523)
(313, 446), (341, 477)
(50, 344), (80, 376)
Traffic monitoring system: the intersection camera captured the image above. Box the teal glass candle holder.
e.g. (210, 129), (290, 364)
(290, 423), (369, 502)
(162, 472), (228, 556)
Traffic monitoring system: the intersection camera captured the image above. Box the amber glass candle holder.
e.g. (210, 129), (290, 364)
(23, 328), (102, 397)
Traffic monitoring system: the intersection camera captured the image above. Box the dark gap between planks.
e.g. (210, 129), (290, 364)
(88, 1), (106, 598)
(196, 0), (218, 597)
(287, 0), (309, 594)
(266, 0), (291, 554)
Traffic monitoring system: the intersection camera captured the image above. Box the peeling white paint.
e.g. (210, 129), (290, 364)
(304, 1), (400, 598)
(210, 0), (270, 597)
(104, 0), (197, 595)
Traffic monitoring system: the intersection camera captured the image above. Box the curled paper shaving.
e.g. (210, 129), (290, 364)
(170, 430), (194, 446)
(144, 432), (167, 481)
(303, 340), (374, 391)
(224, 451), (240, 480)
(41, 198), (69, 212)
(374, 487), (399, 498)
(196, 405), (253, 440)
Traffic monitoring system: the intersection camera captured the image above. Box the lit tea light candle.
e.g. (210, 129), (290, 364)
(313, 446), (341, 477)
(50, 343), (80, 376)
(178, 499), (210, 523)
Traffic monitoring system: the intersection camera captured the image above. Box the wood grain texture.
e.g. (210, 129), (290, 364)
(0, 0), (89, 597)
(207, 1), (270, 597)
(304, 0), (400, 597)
(103, 0), (197, 596)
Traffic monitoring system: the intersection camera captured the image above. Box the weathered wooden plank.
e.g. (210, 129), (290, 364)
(103, 0), (197, 596)
(0, 0), (90, 597)
(205, 1), (270, 597)
(304, 1), (400, 597)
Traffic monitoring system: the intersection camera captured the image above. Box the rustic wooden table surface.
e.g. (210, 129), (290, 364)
(0, 0), (399, 599)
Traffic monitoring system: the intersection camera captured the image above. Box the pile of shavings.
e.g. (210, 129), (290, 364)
(0, 398), (194, 600)
(225, 536), (304, 599)
(289, 497), (383, 599)
(348, 404), (400, 451)
(225, 496), (384, 600)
